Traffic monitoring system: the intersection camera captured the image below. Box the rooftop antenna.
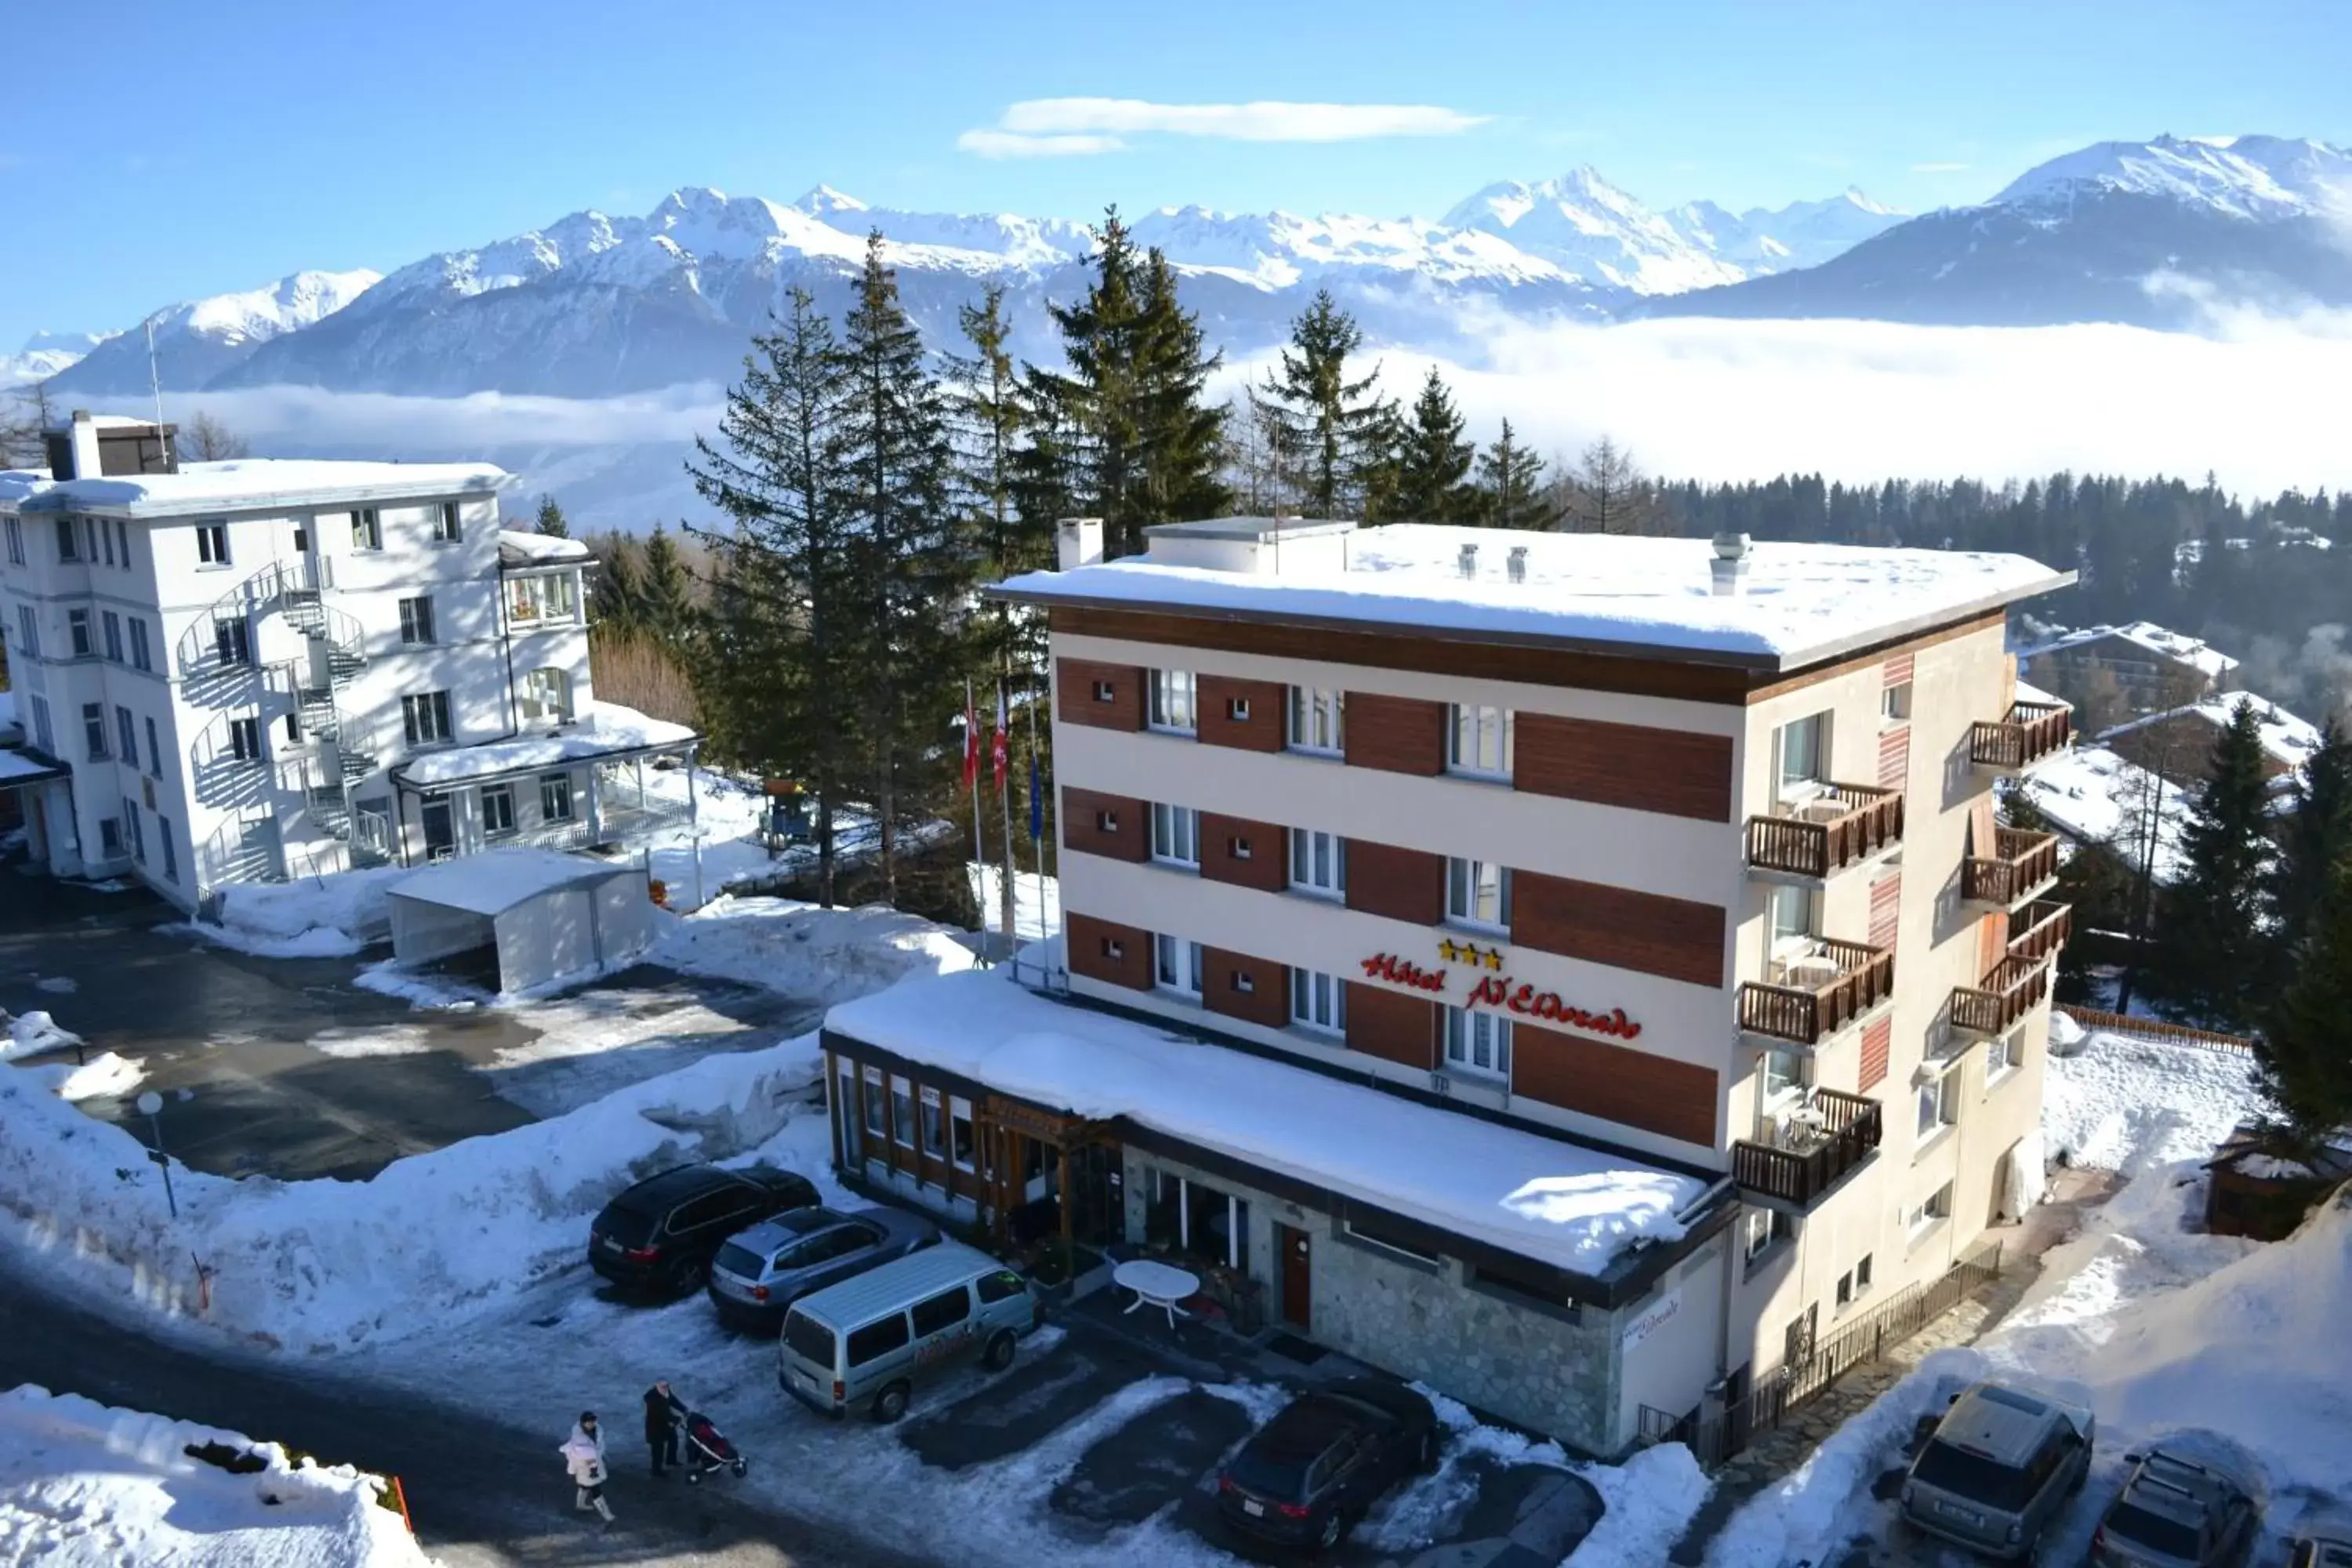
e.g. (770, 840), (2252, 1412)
(143, 314), (170, 466)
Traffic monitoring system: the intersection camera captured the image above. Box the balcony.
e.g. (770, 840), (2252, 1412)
(1969, 701), (2071, 773)
(1951, 955), (2052, 1039)
(2005, 899), (2074, 965)
(1739, 939), (1896, 1048)
(1733, 1088), (1883, 1210)
(1962, 827), (2061, 909)
(1744, 783), (1904, 884)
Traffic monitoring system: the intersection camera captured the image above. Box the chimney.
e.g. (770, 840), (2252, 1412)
(67, 411), (103, 485)
(1457, 542), (1479, 580)
(1710, 531), (1751, 597)
(1056, 517), (1104, 572)
(1507, 546), (1528, 585)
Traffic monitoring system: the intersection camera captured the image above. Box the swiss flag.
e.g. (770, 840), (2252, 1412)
(961, 687), (980, 792)
(992, 686), (1010, 790)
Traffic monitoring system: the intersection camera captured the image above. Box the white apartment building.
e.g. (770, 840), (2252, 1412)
(0, 412), (698, 911)
(822, 517), (2075, 1457)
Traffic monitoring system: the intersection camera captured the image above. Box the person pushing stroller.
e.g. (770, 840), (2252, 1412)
(644, 1381), (688, 1479)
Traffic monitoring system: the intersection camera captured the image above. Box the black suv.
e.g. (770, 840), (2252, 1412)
(1215, 1379), (1439, 1554)
(588, 1164), (819, 1296)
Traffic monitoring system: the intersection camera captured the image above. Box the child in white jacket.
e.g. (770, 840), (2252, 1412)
(560, 1411), (615, 1528)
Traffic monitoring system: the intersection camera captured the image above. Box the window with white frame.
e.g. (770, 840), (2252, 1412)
(123, 800), (144, 862)
(918, 1085), (946, 1157)
(520, 667), (572, 724)
(1767, 884), (1817, 962)
(1287, 686), (1345, 754)
(114, 706), (136, 764)
(227, 715), (263, 764)
(1916, 1063), (1961, 1140)
(114, 519), (131, 568)
(54, 517), (78, 562)
(539, 772), (575, 822)
(1446, 857), (1512, 931)
(100, 518), (114, 565)
(398, 596), (436, 644)
(861, 1067), (886, 1140)
(510, 574), (579, 622)
(481, 784), (517, 837)
(1744, 1207), (1792, 1262)
(101, 612), (122, 662)
(1149, 803), (1199, 866)
(1290, 968), (1347, 1035)
(1153, 935), (1204, 996)
(2, 517), (19, 565)
(144, 717), (162, 778)
(1761, 1046), (1806, 1109)
(1987, 1027), (2023, 1080)
(949, 1094), (978, 1173)
(29, 695), (52, 754)
(13, 605), (36, 659)
(214, 618), (251, 666)
(1882, 684), (1912, 722)
(1147, 669), (1197, 733)
(195, 521), (229, 566)
(432, 501), (463, 543)
(127, 618), (151, 671)
(82, 702), (107, 760)
(67, 609), (91, 659)
(1907, 1181), (1953, 1237)
(1289, 829), (1345, 898)
(1776, 711), (1829, 798)
(159, 815), (176, 882)
(1446, 704), (1513, 778)
(350, 508), (383, 550)
(890, 1076), (915, 1148)
(1443, 1005), (1511, 1079)
(97, 818), (121, 856)
(401, 691), (452, 746)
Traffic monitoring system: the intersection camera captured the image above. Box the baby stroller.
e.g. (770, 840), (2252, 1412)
(682, 1411), (746, 1484)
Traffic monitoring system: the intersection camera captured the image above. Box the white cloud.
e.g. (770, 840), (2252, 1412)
(955, 129), (1127, 161)
(962, 97), (1488, 155)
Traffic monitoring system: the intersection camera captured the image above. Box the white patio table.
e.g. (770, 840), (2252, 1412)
(1112, 1258), (1200, 1330)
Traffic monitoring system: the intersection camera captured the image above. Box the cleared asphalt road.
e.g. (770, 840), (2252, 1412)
(0, 1265), (942, 1568)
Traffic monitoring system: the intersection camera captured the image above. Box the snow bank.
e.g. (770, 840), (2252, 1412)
(0, 1008), (82, 1062)
(0, 1385), (429, 1567)
(2044, 1029), (2261, 1171)
(1568, 1442), (1714, 1566)
(53, 1051), (144, 1102)
(206, 866), (408, 957)
(657, 895), (978, 1005)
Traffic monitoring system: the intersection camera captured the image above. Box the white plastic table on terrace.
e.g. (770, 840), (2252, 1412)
(1112, 1260), (1200, 1329)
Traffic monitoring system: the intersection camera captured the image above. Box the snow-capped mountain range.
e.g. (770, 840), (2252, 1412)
(22, 134), (2351, 401)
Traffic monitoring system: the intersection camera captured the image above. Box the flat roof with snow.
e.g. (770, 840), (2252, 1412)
(499, 528), (594, 567)
(2101, 693), (2322, 771)
(0, 458), (510, 517)
(826, 966), (1714, 1281)
(388, 848), (639, 917)
(2020, 620), (2240, 680)
(994, 524), (2072, 672)
(393, 702), (697, 788)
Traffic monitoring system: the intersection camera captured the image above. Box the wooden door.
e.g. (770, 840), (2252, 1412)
(1277, 1224), (1312, 1330)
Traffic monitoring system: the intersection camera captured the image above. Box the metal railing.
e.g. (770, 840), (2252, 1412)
(1969, 701), (2071, 771)
(1738, 939), (1896, 1045)
(1962, 827), (2060, 906)
(1730, 1089), (1882, 1207)
(1951, 954), (2052, 1036)
(1744, 783), (1904, 880)
(2006, 900), (2074, 964)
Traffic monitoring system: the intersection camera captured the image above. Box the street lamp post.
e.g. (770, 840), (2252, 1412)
(134, 1091), (178, 1220)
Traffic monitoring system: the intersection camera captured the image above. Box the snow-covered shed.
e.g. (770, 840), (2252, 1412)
(384, 848), (654, 994)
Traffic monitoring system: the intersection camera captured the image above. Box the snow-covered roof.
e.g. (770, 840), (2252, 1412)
(498, 528), (593, 566)
(2014, 677), (2067, 709)
(826, 964), (1710, 1276)
(387, 847), (640, 917)
(0, 749), (67, 784)
(994, 525), (2071, 672)
(394, 701), (696, 787)
(2014, 744), (2190, 881)
(2019, 620), (2239, 680)
(0, 458), (510, 517)
(2100, 693), (2325, 771)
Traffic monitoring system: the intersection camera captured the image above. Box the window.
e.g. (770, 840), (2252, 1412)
(918, 1087), (945, 1156)
(2, 517), (19, 565)
(1882, 683), (1912, 722)
(1761, 1047), (1805, 1107)
(539, 772), (574, 822)
(1289, 829), (1346, 898)
(1446, 858), (1512, 931)
(127, 618), (151, 672)
(520, 667), (572, 724)
(1443, 1005), (1512, 1079)
(1147, 669), (1196, 733)
(861, 1069), (886, 1140)
(1744, 1207), (1793, 1262)
(114, 706), (137, 764)
(1917, 1064), (1961, 1140)
(1776, 711), (1828, 797)
(1290, 968), (1346, 1035)
(1835, 1269), (1853, 1308)
(144, 717), (161, 778)
(115, 520), (130, 568)
(976, 1270), (1026, 1306)
(82, 702), (107, 760)
(1908, 1181), (1953, 1237)
(1225, 695), (1250, 722)
(398, 596), (436, 645)
(845, 1314), (911, 1368)
(122, 801), (144, 863)
(67, 609), (92, 659)
(481, 784), (517, 837)
(1855, 1253), (1874, 1294)
(214, 618), (251, 666)
(29, 696), (52, 754)
(1768, 885), (1817, 958)
(159, 815), (177, 882)
(101, 612), (122, 662)
(401, 691), (452, 746)
(1091, 680), (1115, 703)
(227, 715), (262, 764)
(1987, 1028), (2023, 1080)
(14, 605), (37, 659)
(1094, 808), (1120, 834)
(1149, 802), (1199, 866)
(56, 517), (78, 562)
(432, 501), (463, 543)
(350, 509), (382, 550)
(285, 710), (303, 746)
(98, 818), (122, 856)
(909, 1286), (971, 1337)
(1287, 686), (1345, 753)
(1154, 935), (1204, 996)
(195, 521), (228, 565)
(509, 574), (578, 622)
(1228, 967), (1255, 996)
(1446, 703), (1512, 778)
(101, 519), (115, 566)
(890, 1076), (914, 1147)
(949, 1095), (976, 1173)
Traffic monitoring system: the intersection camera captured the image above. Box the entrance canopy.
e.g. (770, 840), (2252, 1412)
(385, 848), (655, 994)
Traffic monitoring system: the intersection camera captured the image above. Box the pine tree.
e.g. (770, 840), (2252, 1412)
(2269, 717), (2352, 962)
(2143, 699), (2276, 1030)
(1392, 367), (1477, 523)
(1476, 419), (1554, 529)
(534, 495), (570, 538)
(1254, 289), (1393, 519)
(946, 285), (1049, 663)
(639, 524), (695, 642)
(591, 533), (645, 637)
(684, 287), (858, 905)
(1132, 248), (1230, 531)
(2256, 863), (2352, 1143)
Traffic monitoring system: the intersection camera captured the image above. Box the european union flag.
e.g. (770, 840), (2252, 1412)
(1028, 750), (1044, 840)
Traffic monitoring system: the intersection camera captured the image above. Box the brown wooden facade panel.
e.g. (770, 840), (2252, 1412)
(1200, 812), (1287, 893)
(1513, 713), (1733, 822)
(1057, 657), (1145, 731)
(1882, 653), (1916, 688)
(1345, 982), (1436, 1069)
(1196, 675), (1287, 753)
(1061, 786), (1149, 863)
(1878, 724), (1911, 789)
(1344, 691), (1447, 775)
(1203, 946), (1290, 1031)
(1511, 1024), (1719, 1148)
(1343, 840), (1446, 927)
(1512, 870), (1726, 989)
(1868, 871), (1903, 953)
(1068, 912), (1153, 991)
(1858, 1017), (1892, 1092)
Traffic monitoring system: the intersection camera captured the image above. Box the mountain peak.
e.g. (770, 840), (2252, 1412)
(793, 184), (868, 217)
(1991, 134), (2351, 221)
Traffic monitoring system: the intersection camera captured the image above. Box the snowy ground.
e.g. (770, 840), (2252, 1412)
(966, 862), (1062, 945)
(0, 1385), (429, 1567)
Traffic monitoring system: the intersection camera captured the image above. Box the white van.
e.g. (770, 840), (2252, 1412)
(776, 1241), (1037, 1422)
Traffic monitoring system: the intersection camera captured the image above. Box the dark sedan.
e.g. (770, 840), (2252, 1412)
(587, 1163), (820, 1296)
(705, 1205), (939, 1330)
(1216, 1379), (1439, 1554)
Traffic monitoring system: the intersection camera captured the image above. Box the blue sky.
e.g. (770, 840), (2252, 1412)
(5, 0), (2347, 350)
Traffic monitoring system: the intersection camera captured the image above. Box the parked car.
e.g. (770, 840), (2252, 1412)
(587, 1164), (820, 1296)
(2288, 1515), (2352, 1568)
(1215, 1379), (1440, 1555)
(707, 1206), (939, 1331)
(1900, 1381), (2094, 1560)
(2090, 1447), (2262, 1567)
(776, 1241), (1037, 1422)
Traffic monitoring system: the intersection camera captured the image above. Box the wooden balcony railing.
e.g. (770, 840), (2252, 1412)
(1732, 1088), (1883, 1207)
(1744, 783), (1905, 880)
(1962, 827), (2061, 907)
(1969, 701), (2071, 772)
(2006, 900), (2074, 964)
(1951, 955), (2052, 1037)
(1738, 939), (1896, 1047)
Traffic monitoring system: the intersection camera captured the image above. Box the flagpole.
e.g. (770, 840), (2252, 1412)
(1025, 667), (1051, 986)
(996, 679), (1017, 962)
(965, 679), (988, 967)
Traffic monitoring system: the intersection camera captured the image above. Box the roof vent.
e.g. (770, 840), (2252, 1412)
(1457, 542), (1479, 580)
(1711, 531), (1751, 562)
(1710, 532), (1751, 597)
(1507, 546), (1528, 584)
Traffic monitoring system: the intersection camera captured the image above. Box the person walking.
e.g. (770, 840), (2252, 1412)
(560, 1410), (615, 1530)
(643, 1381), (688, 1479)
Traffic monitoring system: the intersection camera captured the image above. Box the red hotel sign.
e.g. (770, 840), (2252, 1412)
(1358, 950), (1642, 1041)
